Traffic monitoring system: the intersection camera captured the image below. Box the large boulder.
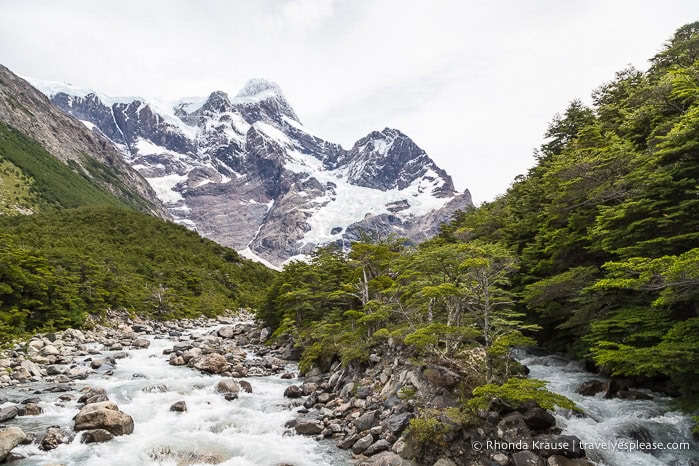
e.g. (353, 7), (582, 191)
(192, 353), (229, 374)
(0, 427), (26, 462)
(295, 419), (324, 435)
(0, 406), (18, 422)
(386, 412), (413, 434)
(522, 407), (556, 431)
(423, 365), (460, 387)
(73, 401), (134, 436)
(352, 433), (375, 454)
(215, 379), (240, 395)
(217, 326), (235, 338)
(355, 410), (378, 432)
(132, 338), (151, 349)
(497, 412), (532, 444)
(283, 385), (303, 398)
(576, 380), (604, 397)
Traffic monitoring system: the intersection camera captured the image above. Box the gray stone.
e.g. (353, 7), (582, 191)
(0, 406), (18, 422)
(295, 419), (324, 435)
(283, 385), (303, 398)
(522, 407), (556, 431)
(387, 412), (413, 434)
(239, 380), (253, 393)
(218, 326), (235, 338)
(132, 338), (151, 349)
(365, 439), (392, 456)
(215, 379), (240, 395)
(170, 401), (187, 412)
(352, 433), (375, 454)
(497, 412), (532, 444)
(355, 410), (378, 432)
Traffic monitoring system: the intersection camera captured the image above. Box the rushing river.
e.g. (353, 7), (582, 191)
(3, 329), (351, 466)
(518, 351), (699, 466)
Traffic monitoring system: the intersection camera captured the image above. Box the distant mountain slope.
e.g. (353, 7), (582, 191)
(0, 65), (166, 217)
(33, 77), (472, 265)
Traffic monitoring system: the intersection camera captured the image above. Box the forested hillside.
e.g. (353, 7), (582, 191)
(259, 21), (699, 422)
(0, 206), (273, 340)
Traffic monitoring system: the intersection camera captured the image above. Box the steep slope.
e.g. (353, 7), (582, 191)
(0, 65), (166, 217)
(34, 77), (472, 265)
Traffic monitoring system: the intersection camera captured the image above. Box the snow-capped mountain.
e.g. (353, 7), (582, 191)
(31, 77), (472, 266)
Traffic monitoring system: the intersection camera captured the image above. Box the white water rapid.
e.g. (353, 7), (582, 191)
(4, 330), (351, 466)
(518, 352), (699, 466)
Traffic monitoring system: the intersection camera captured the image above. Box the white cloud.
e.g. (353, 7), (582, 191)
(1, 0), (698, 202)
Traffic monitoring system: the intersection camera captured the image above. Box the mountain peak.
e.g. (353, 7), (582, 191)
(235, 78), (283, 100)
(232, 78), (300, 123)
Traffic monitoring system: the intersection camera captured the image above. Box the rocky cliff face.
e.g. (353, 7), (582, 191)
(0, 65), (167, 218)
(33, 77), (472, 266)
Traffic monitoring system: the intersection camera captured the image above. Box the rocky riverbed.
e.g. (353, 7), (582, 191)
(0, 311), (601, 466)
(0, 311), (348, 465)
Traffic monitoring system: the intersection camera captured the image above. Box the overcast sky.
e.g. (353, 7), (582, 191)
(1, 1), (697, 203)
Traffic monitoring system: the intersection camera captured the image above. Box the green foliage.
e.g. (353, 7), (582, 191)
(469, 378), (580, 413)
(407, 408), (478, 446)
(0, 206), (273, 340)
(0, 123), (143, 211)
(439, 22), (699, 410)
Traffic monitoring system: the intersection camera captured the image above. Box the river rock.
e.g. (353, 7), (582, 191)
(352, 433), (375, 454)
(283, 385), (303, 398)
(497, 412), (532, 444)
(422, 365), (459, 387)
(355, 410), (378, 432)
(576, 380), (604, 396)
(74, 401), (134, 436)
(170, 401), (187, 412)
(0, 406), (18, 422)
(20, 360), (43, 377)
(192, 353), (229, 374)
(78, 387), (108, 405)
(386, 412), (413, 434)
(217, 326), (235, 338)
(215, 379), (240, 395)
(522, 407), (556, 431)
(39, 427), (74, 451)
(23, 402), (43, 416)
(239, 380), (253, 393)
(295, 419), (324, 435)
(512, 450), (545, 466)
(132, 338), (151, 349)
(365, 439), (392, 456)
(0, 427), (26, 461)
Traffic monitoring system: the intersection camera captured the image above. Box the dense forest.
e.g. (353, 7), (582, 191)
(0, 206), (273, 339)
(259, 22), (699, 432)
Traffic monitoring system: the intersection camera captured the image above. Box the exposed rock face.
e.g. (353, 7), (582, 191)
(0, 65), (166, 218)
(35, 77), (473, 265)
